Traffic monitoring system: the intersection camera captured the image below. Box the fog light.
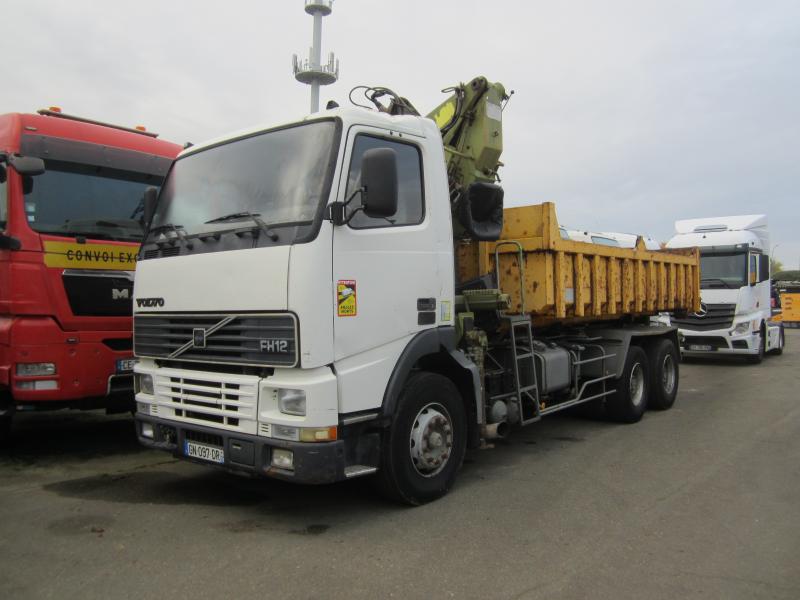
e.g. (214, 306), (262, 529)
(16, 362), (56, 376)
(271, 448), (294, 470)
(16, 380), (58, 390)
(278, 388), (306, 416)
(141, 422), (154, 439)
(136, 373), (154, 395)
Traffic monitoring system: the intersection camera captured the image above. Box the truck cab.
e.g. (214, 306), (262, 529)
(0, 109), (181, 439)
(666, 215), (784, 361)
(133, 81), (697, 504)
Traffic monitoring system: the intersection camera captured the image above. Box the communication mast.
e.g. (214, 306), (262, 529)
(292, 1), (339, 113)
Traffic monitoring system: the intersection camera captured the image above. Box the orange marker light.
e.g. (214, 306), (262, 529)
(49, 106), (62, 113)
(135, 125), (147, 132)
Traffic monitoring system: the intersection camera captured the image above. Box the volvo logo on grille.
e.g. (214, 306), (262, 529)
(137, 297), (165, 307)
(193, 328), (206, 348)
(693, 303), (708, 318)
(112, 288), (130, 300)
(167, 316), (235, 359)
(260, 339), (289, 353)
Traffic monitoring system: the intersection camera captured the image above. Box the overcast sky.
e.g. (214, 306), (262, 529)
(5, 0), (799, 267)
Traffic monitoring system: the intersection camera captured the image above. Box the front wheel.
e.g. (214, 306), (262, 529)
(375, 372), (467, 505)
(771, 326), (785, 356)
(648, 338), (679, 411)
(0, 393), (12, 447)
(747, 326), (766, 364)
(606, 345), (649, 423)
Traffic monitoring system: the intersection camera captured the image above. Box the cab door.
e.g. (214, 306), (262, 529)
(331, 127), (443, 412)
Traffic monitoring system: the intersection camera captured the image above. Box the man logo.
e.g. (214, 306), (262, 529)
(112, 288), (130, 300)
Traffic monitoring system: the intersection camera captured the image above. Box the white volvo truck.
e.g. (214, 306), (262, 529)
(132, 79), (697, 504)
(666, 214), (785, 361)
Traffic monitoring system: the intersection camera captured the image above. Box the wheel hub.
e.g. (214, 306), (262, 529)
(629, 363), (645, 407)
(661, 354), (676, 395)
(409, 403), (453, 477)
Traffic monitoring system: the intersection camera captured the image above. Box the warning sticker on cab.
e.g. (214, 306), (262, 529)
(337, 280), (357, 317)
(43, 240), (139, 271)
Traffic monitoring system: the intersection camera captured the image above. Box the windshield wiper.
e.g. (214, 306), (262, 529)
(204, 212), (279, 241)
(148, 223), (193, 249)
(701, 277), (732, 289)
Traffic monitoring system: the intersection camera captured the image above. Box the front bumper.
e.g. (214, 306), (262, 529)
(0, 316), (134, 403)
(136, 415), (380, 485)
(679, 329), (760, 356)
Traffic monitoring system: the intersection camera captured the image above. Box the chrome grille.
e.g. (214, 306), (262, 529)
(672, 303), (736, 331)
(134, 313), (297, 367)
(153, 367), (258, 434)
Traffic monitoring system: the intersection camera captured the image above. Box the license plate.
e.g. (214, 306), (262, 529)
(116, 358), (136, 373)
(185, 440), (224, 464)
(688, 344), (714, 351)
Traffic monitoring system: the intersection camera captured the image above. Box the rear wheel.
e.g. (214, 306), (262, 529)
(648, 338), (679, 411)
(606, 345), (649, 423)
(375, 372), (467, 505)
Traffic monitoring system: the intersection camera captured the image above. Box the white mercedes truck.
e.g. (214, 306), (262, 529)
(666, 214), (785, 362)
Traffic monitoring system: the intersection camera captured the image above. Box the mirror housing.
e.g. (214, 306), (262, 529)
(360, 148), (398, 218)
(8, 154), (45, 176)
(142, 186), (159, 227)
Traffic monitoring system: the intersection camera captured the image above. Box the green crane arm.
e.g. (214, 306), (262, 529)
(426, 77), (509, 240)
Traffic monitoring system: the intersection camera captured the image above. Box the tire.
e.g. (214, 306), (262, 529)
(0, 416), (10, 448)
(747, 325), (765, 364)
(771, 326), (785, 356)
(375, 372), (467, 505)
(0, 392), (12, 448)
(648, 338), (679, 411)
(606, 345), (649, 423)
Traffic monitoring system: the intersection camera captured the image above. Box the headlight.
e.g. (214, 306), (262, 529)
(732, 322), (751, 335)
(16, 362), (56, 376)
(278, 388), (306, 416)
(136, 373), (154, 395)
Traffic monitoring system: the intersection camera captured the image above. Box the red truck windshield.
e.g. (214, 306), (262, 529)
(24, 159), (164, 242)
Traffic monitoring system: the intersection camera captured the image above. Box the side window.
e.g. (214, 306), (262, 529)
(346, 134), (423, 229)
(0, 173), (7, 230)
(759, 254), (770, 283)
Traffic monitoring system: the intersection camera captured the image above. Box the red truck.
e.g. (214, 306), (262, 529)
(0, 109), (182, 441)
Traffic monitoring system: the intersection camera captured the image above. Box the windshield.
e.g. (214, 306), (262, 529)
(700, 252), (747, 288)
(24, 160), (164, 242)
(150, 120), (338, 243)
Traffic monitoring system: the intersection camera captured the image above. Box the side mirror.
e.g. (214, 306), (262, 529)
(142, 187), (158, 227)
(360, 148), (398, 218)
(0, 164), (6, 184)
(8, 154), (45, 176)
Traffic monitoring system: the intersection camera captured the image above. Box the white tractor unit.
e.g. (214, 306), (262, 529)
(666, 214), (785, 362)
